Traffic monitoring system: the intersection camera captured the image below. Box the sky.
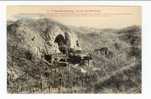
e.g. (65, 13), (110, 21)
(7, 5), (141, 29)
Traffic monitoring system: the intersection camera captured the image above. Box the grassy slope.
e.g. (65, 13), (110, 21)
(7, 18), (141, 93)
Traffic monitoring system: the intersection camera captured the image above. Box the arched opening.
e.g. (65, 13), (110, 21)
(54, 34), (66, 45)
(54, 34), (67, 54)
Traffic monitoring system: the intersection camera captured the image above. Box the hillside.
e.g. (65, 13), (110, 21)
(7, 17), (141, 93)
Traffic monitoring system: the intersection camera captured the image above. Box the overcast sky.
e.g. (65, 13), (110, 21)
(7, 5), (141, 29)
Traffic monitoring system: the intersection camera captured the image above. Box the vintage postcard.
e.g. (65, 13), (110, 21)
(7, 5), (141, 93)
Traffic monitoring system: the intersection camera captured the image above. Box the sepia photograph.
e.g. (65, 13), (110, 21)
(7, 5), (141, 93)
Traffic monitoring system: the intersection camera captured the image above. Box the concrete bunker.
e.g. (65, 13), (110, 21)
(43, 33), (71, 64)
(43, 32), (89, 66)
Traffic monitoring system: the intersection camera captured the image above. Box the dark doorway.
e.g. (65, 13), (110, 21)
(54, 34), (67, 54)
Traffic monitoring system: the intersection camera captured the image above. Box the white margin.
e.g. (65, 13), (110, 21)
(0, 1), (151, 99)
